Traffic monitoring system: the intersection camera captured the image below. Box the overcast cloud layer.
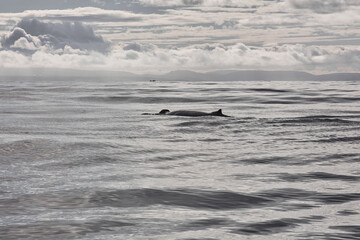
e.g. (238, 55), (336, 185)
(0, 0), (359, 73)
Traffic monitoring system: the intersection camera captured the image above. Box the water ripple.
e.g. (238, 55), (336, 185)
(0, 220), (133, 240)
(232, 216), (324, 235)
(278, 172), (360, 182)
(2, 188), (360, 216)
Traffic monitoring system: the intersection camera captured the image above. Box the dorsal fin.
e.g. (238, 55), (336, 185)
(210, 109), (222, 116)
(211, 109), (230, 117)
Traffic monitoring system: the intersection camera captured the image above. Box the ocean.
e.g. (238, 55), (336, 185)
(0, 76), (359, 239)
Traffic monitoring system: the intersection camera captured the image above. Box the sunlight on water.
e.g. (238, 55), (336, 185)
(1, 76), (360, 239)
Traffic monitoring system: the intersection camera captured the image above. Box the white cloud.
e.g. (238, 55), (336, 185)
(315, 9), (360, 25)
(12, 37), (38, 50)
(1, 18), (110, 53)
(237, 15), (302, 28)
(0, 50), (30, 67)
(139, 0), (260, 7)
(2, 34), (360, 73)
(0, 7), (143, 26)
(1, 5), (358, 49)
(0, 4), (359, 74)
(107, 43), (360, 73)
(288, 0), (360, 13)
(1, 27), (41, 50)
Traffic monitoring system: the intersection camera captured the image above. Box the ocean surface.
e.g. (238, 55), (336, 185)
(0, 76), (359, 240)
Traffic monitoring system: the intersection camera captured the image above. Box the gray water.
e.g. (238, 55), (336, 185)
(0, 76), (359, 240)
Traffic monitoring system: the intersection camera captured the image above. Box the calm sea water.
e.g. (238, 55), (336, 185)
(0, 76), (359, 240)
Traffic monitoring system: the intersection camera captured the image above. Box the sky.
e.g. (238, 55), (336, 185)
(0, 0), (359, 74)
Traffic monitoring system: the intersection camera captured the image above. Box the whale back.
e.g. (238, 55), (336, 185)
(157, 108), (229, 117)
(167, 110), (207, 116)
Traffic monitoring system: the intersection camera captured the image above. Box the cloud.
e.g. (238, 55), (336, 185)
(0, 7), (143, 25)
(1, 14), (360, 74)
(110, 43), (360, 73)
(288, 0), (360, 13)
(139, 0), (259, 7)
(123, 43), (155, 52)
(1, 5), (357, 50)
(2, 34), (360, 73)
(314, 9), (360, 25)
(1, 18), (110, 53)
(0, 50), (30, 68)
(29, 7), (142, 22)
(12, 36), (38, 50)
(1, 27), (41, 50)
(237, 15), (302, 28)
(139, 0), (202, 6)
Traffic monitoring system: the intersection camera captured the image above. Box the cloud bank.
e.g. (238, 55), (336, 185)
(1, 18), (359, 74)
(114, 43), (360, 73)
(0, 1), (359, 74)
(1, 18), (110, 54)
(139, 0), (258, 7)
(288, 0), (360, 13)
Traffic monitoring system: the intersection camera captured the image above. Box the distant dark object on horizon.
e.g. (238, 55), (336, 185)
(149, 79), (156, 82)
(142, 109), (230, 117)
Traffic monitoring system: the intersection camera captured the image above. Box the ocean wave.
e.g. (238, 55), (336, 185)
(278, 172), (360, 182)
(76, 93), (360, 106)
(315, 136), (360, 143)
(259, 96), (360, 104)
(302, 225), (360, 239)
(78, 96), (203, 103)
(89, 189), (273, 210)
(291, 96), (360, 104)
(267, 116), (360, 125)
(2, 79), (360, 239)
(232, 216), (324, 235)
(337, 210), (359, 216)
(3, 188), (360, 216)
(258, 188), (360, 204)
(0, 139), (61, 163)
(0, 220), (133, 240)
(246, 88), (292, 93)
(240, 156), (300, 165)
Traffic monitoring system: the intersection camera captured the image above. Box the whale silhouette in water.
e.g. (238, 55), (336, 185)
(143, 109), (230, 117)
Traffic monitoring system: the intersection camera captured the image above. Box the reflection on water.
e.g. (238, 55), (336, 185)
(1, 77), (360, 239)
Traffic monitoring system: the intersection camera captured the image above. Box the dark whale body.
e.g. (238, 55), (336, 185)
(158, 109), (229, 117)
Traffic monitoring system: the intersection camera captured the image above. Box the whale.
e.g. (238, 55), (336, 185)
(157, 109), (230, 117)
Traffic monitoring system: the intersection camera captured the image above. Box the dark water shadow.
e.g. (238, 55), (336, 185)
(278, 172), (360, 182)
(89, 189), (273, 210)
(0, 220), (134, 240)
(257, 188), (360, 205)
(239, 153), (360, 166)
(240, 156), (304, 165)
(246, 88), (293, 93)
(264, 115), (360, 128)
(337, 210), (359, 216)
(232, 215), (325, 235)
(180, 215), (325, 236)
(2, 188), (360, 217)
(302, 225), (360, 240)
(313, 136), (360, 143)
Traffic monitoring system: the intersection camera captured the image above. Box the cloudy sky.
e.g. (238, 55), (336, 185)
(0, 0), (359, 74)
